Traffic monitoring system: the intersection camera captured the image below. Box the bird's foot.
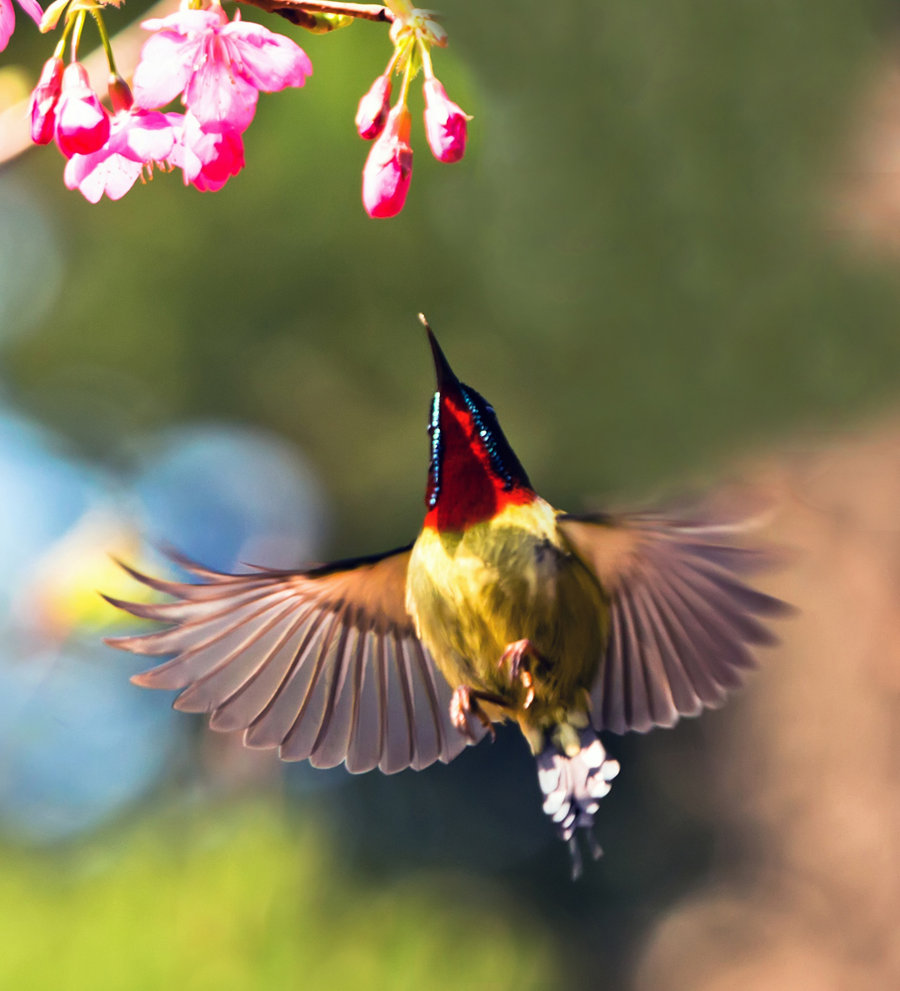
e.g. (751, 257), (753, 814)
(450, 685), (507, 742)
(498, 638), (539, 708)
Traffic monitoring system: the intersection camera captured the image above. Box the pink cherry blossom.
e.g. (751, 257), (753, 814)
(0, 0), (42, 53)
(355, 73), (392, 140)
(362, 103), (413, 219)
(63, 108), (175, 203)
(55, 63), (110, 159)
(29, 55), (63, 145)
(133, 7), (312, 135)
(422, 79), (469, 163)
(165, 112), (245, 193)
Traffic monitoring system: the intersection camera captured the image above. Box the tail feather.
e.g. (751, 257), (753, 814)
(536, 728), (620, 879)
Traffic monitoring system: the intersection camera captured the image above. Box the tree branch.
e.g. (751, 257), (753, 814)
(238, 0), (392, 25)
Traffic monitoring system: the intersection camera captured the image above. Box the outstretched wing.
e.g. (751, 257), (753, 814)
(105, 547), (470, 774)
(558, 509), (790, 735)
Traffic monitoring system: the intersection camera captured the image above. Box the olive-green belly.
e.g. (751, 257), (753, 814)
(406, 499), (607, 723)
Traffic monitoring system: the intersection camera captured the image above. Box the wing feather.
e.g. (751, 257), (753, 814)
(406, 638), (448, 770)
(105, 547), (465, 773)
(172, 599), (301, 712)
(207, 603), (319, 732)
(599, 605), (627, 732)
(245, 607), (338, 751)
(279, 606), (349, 762)
(380, 632), (416, 774)
(630, 583), (700, 717)
(344, 631), (385, 773)
(624, 583), (678, 729)
(559, 509), (789, 735)
(309, 625), (365, 770)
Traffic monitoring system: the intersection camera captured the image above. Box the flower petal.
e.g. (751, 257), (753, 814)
(64, 149), (143, 203)
(118, 109), (175, 162)
(141, 8), (223, 34)
(184, 54), (258, 131)
(192, 127), (244, 192)
(132, 30), (197, 110)
(224, 21), (312, 92)
(164, 112), (207, 182)
(16, 0), (42, 26)
(166, 112), (243, 192)
(0, 0), (15, 52)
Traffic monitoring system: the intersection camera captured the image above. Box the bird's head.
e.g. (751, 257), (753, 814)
(420, 316), (534, 531)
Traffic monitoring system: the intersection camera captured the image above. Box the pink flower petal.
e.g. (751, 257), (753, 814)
(224, 21), (313, 92)
(138, 7), (225, 50)
(133, 10), (225, 110)
(0, 0), (15, 52)
(63, 109), (175, 203)
(17, 0), (42, 26)
(141, 8), (223, 35)
(64, 151), (143, 203)
(132, 30), (196, 110)
(166, 112), (244, 191)
(118, 109), (174, 162)
(192, 127), (244, 192)
(183, 52), (258, 132)
(164, 112), (210, 182)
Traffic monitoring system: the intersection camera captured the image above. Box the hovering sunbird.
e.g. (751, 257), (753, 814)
(106, 316), (786, 876)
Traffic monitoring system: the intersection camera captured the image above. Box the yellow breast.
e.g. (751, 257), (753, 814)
(406, 498), (608, 724)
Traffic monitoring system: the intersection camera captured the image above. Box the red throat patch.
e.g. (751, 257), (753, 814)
(423, 395), (535, 532)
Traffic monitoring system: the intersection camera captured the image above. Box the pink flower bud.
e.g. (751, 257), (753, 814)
(355, 73), (392, 140)
(423, 78), (469, 164)
(362, 103), (413, 219)
(28, 55), (63, 145)
(55, 62), (110, 159)
(107, 75), (134, 115)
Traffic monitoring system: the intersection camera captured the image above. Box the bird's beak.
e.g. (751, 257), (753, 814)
(420, 314), (460, 393)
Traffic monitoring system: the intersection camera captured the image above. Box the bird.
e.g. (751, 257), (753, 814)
(105, 316), (788, 876)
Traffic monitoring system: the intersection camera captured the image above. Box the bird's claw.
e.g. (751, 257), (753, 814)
(498, 638), (538, 708)
(450, 685), (496, 742)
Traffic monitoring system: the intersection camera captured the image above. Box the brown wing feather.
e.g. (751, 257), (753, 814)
(559, 510), (790, 735)
(105, 547), (468, 773)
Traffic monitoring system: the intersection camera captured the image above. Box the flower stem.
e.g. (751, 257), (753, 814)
(70, 8), (86, 62)
(54, 12), (76, 60)
(398, 41), (414, 104)
(384, 44), (401, 78)
(419, 39), (434, 81)
(90, 9), (118, 75)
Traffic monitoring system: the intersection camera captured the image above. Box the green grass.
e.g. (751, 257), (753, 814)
(0, 802), (560, 990)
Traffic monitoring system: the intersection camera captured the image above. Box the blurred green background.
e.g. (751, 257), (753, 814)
(1, 0), (899, 987)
